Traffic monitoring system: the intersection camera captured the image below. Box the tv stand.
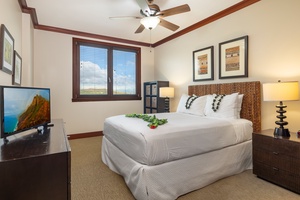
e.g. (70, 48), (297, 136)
(3, 123), (56, 143)
(0, 119), (71, 200)
(47, 123), (54, 127)
(3, 137), (9, 144)
(37, 123), (53, 134)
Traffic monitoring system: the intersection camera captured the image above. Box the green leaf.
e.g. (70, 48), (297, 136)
(126, 113), (168, 129)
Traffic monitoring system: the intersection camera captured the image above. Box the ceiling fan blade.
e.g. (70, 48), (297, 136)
(109, 16), (142, 20)
(157, 4), (190, 18)
(159, 18), (179, 31)
(135, 0), (151, 16)
(135, 24), (145, 34)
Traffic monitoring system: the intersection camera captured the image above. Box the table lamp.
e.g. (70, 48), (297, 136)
(159, 87), (174, 112)
(263, 81), (299, 137)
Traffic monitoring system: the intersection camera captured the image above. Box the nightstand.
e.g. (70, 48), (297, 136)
(253, 129), (300, 194)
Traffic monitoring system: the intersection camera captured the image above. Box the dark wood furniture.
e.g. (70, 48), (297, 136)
(253, 129), (300, 194)
(144, 81), (169, 113)
(0, 119), (71, 200)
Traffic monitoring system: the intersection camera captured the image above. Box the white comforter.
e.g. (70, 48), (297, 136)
(103, 112), (252, 166)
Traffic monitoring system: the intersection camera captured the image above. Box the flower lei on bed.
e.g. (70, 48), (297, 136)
(125, 114), (168, 129)
(212, 94), (226, 112)
(185, 95), (199, 109)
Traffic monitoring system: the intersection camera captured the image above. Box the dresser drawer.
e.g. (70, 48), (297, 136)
(253, 134), (300, 158)
(253, 149), (300, 175)
(253, 161), (300, 194)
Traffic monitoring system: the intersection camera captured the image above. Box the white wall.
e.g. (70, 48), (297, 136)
(21, 13), (34, 86)
(5, 0), (298, 136)
(155, 0), (300, 132)
(0, 0), (23, 85)
(33, 31), (154, 134)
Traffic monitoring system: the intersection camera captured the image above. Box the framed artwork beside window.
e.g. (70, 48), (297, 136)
(193, 46), (214, 81)
(0, 24), (14, 74)
(12, 50), (22, 85)
(219, 35), (248, 79)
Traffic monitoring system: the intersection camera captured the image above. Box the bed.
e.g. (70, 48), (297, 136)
(102, 81), (261, 200)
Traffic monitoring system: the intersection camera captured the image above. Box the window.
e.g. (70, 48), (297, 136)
(72, 38), (141, 101)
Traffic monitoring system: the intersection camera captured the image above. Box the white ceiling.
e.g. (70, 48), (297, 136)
(26, 0), (243, 44)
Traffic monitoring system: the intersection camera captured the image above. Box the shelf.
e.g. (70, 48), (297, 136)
(143, 81), (169, 113)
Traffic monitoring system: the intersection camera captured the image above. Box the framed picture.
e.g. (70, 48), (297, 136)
(219, 35), (248, 79)
(0, 24), (14, 74)
(193, 46), (214, 81)
(12, 51), (22, 85)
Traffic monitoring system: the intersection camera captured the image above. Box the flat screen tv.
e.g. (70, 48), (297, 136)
(0, 86), (51, 143)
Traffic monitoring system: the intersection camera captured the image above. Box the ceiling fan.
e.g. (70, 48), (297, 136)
(109, 0), (191, 34)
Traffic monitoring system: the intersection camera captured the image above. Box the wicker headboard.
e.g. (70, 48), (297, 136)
(188, 81), (261, 133)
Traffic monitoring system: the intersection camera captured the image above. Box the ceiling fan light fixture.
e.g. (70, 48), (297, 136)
(140, 16), (160, 30)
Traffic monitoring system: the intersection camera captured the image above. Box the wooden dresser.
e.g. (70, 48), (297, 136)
(253, 129), (300, 194)
(0, 119), (71, 200)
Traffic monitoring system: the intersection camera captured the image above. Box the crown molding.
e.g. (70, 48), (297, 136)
(18, 0), (261, 48)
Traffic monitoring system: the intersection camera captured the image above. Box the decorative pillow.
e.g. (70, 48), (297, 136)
(204, 93), (239, 119)
(176, 94), (207, 116)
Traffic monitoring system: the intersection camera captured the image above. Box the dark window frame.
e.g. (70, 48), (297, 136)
(72, 38), (141, 102)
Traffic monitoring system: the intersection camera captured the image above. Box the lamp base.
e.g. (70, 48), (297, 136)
(274, 127), (290, 138)
(164, 97), (170, 113)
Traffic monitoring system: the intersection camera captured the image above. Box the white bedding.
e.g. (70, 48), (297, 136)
(102, 136), (252, 200)
(103, 112), (252, 165)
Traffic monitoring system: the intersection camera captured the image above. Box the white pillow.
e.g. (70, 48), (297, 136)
(176, 94), (207, 116)
(236, 94), (244, 118)
(204, 93), (239, 119)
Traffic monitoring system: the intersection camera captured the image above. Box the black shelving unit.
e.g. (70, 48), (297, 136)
(144, 81), (169, 113)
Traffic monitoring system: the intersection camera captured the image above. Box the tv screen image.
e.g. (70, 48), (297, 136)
(0, 86), (51, 141)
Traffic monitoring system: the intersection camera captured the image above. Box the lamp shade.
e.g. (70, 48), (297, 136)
(140, 16), (160, 30)
(263, 81), (299, 101)
(159, 87), (174, 98)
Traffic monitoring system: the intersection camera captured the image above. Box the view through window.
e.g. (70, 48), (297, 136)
(72, 38), (141, 101)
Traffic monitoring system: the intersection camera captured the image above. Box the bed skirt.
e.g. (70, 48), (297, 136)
(102, 136), (252, 200)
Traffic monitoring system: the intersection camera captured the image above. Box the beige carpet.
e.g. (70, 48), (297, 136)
(70, 136), (300, 200)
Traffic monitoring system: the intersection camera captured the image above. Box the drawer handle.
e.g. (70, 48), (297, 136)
(272, 151), (279, 155)
(272, 167), (279, 171)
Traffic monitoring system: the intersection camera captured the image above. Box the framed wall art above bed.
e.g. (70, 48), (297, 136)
(219, 36), (248, 79)
(193, 46), (214, 81)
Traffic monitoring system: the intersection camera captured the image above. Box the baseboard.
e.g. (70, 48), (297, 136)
(67, 131), (103, 140)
